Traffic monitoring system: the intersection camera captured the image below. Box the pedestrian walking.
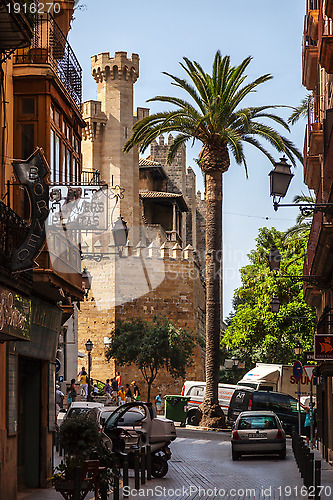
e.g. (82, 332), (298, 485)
(111, 377), (119, 404)
(125, 383), (132, 403)
(131, 381), (140, 401)
(115, 371), (121, 387)
(56, 384), (64, 416)
(104, 379), (112, 403)
(80, 369), (88, 398)
(155, 393), (162, 414)
(93, 384), (99, 396)
(118, 386), (126, 405)
(67, 378), (77, 405)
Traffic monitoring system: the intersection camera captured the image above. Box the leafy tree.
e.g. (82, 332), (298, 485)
(105, 316), (197, 402)
(222, 227), (315, 369)
(124, 51), (301, 427)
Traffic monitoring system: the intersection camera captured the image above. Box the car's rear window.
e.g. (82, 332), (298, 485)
(238, 416), (278, 430)
(67, 408), (91, 418)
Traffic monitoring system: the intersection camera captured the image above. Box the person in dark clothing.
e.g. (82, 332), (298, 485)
(125, 383), (132, 402)
(67, 378), (77, 404)
(111, 377), (119, 403)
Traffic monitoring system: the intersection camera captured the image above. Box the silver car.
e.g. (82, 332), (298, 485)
(231, 411), (286, 461)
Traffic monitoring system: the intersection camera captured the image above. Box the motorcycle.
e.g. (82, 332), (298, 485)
(101, 401), (176, 478)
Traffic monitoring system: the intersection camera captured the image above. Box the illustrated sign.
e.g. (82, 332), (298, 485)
(314, 334), (333, 360)
(12, 148), (49, 271)
(0, 286), (30, 341)
(293, 360), (303, 381)
(303, 366), (315, 383)
(48, 185), (108, 231)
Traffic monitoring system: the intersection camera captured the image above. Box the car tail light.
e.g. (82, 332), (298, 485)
(181, 385), (185, 396)
(232, 430), (241, 440)
(248, 397), (253, 411)
(275, 429), (283, 439)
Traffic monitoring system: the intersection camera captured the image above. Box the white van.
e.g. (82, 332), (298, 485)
(181, 381), (246, 424)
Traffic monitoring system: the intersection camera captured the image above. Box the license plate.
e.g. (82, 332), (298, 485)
(248, 433), (267, 438)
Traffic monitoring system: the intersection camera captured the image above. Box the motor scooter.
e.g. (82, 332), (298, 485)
(102, 402), (176, 478)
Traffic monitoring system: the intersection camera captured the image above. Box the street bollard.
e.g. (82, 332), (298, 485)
(134, 450), (140, 490)
(314, 460), (321, 500)
(308, 451), (314, 493)
(140, 448), (146, 485)
(113, 456), (120, 500)
(73, 466), (81, 500)
(122, 454), (129, 498)
(146, 445), (152, 481)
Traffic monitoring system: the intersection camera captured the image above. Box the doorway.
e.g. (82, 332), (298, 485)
(17, 357), (41, 489)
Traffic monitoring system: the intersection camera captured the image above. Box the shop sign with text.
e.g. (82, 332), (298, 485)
(0, 286), (30, 341)
(48, 185), (108, 231)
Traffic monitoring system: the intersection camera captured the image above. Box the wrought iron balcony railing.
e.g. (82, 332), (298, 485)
(14, 13), (82, 105)
(0, 200), (28, 266)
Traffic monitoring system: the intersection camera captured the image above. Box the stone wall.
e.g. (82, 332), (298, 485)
(78, 243), (205, 400)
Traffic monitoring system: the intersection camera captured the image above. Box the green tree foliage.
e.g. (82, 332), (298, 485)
(222, 227), (315, 369)
(105, 316), (198, 402)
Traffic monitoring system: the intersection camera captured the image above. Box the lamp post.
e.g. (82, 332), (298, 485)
(231, 355), (239, 384)
(269, 156), (333, 216)
(82, 267), (92, 299)
(270, 297), (281, 313)
(294, 342), (303, 435)
(85, 339), (93, 401)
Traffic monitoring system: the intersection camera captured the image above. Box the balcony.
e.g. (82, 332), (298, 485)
(306, 1), (320, 39)
(303, 123), (322, 191)
(319, 9), (333, 73)
(14, 13), (82, 105)
(0, 0), (35, 51)
(0, 200), (29, 266)
(302, 35), (318, 90)
(34, 232), (84, 301)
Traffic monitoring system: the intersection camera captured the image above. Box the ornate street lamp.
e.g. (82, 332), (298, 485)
(82, 267), (93, 299)
(270, 297), (281, 313)
(85, 339), (93, 401)
(269, 156), (294, 201)
(268, 245), (281, 272)
(269, 157), (333, 216)
(231, 355), (240, 384)
(112, 215), (128, 249)
(294, 342), (303, 358)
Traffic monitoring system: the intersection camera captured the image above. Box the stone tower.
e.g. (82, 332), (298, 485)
(82, 51), (141, 239)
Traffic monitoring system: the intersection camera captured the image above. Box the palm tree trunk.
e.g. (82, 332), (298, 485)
(200, 168), (226, 428)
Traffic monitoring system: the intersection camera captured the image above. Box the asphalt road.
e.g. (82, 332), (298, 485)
(125, 427), (315, 500)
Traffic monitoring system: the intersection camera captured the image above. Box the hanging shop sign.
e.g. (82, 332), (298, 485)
(0, 286), (30, 341)
(314, 334), (333, 360)
(12, 148), (49, 271)
(48, 185), (108, 231)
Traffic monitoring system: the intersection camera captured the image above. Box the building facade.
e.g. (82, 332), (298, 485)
(78, 51), (207, 398)
(0, 2), (85, 497)
(302, 0), (333, 464)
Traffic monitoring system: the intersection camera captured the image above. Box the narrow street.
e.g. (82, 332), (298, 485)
(19, 428), (333, 500)
(126, 428), (306, 500)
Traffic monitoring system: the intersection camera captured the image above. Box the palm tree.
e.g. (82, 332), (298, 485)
(288, 93), (314, 125)
(283, 193), (315, 240)
(124, 51), (302, 428)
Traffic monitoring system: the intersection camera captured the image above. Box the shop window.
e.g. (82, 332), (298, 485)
(21, 123), (35, 159)
(50, 129), (55, 182)
(55, 135), (60, 183)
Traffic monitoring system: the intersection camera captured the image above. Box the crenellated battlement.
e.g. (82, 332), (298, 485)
(91, 51), (139, 83)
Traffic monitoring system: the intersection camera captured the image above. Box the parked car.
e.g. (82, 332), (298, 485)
(228, 389), (306, 435)
(181, 380), (249, 424)
(231, 411), (286, 461)
(102, 402), (176, 478)
(62, 401), (104, 422)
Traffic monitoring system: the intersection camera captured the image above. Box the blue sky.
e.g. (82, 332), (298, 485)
(69, 0), (309, 319)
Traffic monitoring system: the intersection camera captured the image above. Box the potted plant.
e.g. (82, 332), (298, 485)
(50, 413), (116, 499)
